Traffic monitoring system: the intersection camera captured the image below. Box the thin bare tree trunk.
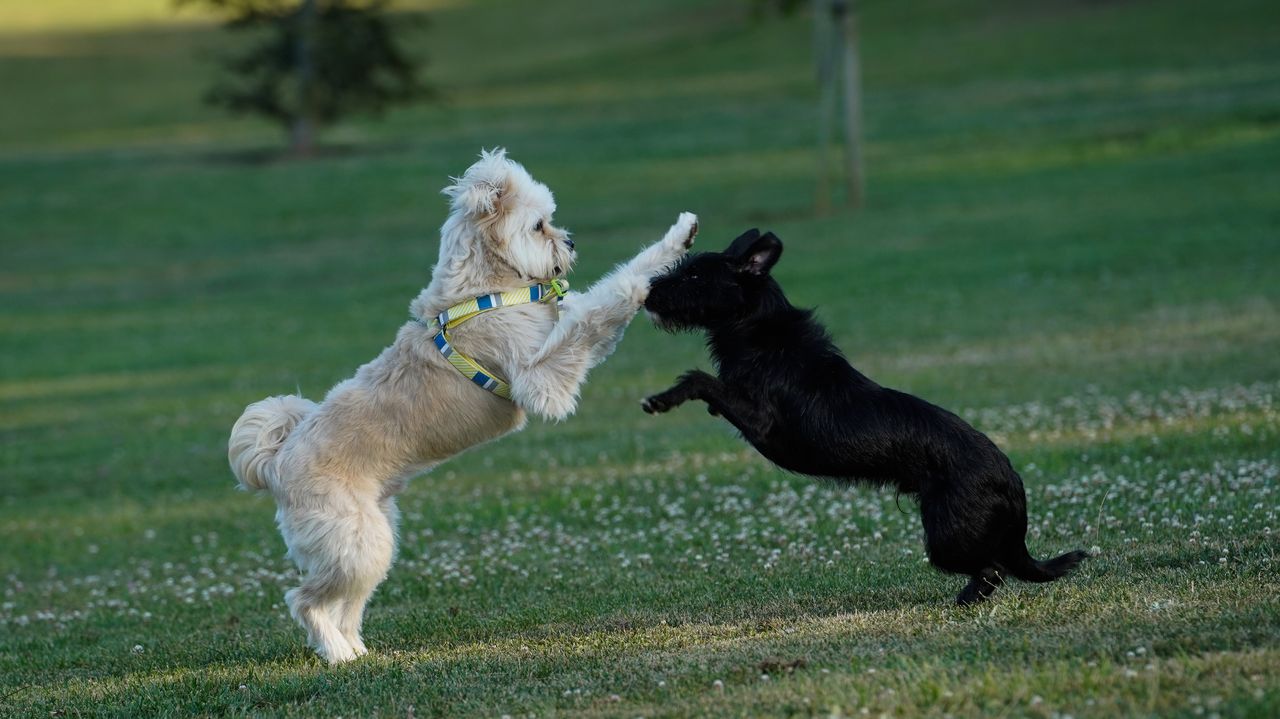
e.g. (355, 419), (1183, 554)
(291, 0), (317, 156)
(814, 0), (864, 211)
(814, 0), (836, 214)
(836, 0), (864, 208)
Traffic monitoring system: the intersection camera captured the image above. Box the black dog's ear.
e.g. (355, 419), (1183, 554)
(735, 232), (783, 276)
(725, 228), (762, 258)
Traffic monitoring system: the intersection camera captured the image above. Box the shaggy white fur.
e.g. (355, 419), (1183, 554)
(228, 149), (696, 664)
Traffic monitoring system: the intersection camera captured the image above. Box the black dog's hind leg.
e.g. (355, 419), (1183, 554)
(643, 370), (771, 442)
(956, 567), (1004, 606)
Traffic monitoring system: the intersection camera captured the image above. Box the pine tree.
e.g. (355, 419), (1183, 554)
(186, 0), (429, 155)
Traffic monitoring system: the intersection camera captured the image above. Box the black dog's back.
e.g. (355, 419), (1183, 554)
(707, 302), (1005, 489)
(642, 229), (1087, 604)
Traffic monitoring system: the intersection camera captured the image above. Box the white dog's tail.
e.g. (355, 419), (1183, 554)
(228, 395), (316, 492)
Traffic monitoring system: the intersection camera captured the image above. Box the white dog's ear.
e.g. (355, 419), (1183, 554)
(443, 148), (511, 219)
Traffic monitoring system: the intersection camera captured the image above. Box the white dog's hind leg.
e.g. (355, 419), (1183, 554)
(286, 575), (357, 665)
(281, 492), (397, 664)
(333, 498), (398, 656)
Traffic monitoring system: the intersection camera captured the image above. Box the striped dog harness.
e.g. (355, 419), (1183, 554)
(417, 279), (566, 399)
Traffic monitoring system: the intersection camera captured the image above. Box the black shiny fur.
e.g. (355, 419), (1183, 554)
(642, 229), (1088, 605)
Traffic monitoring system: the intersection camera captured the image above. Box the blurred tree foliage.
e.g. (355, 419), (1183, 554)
(751, 0), (808, 15)
(182, 0), (429, 154)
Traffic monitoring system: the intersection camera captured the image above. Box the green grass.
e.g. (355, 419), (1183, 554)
(2, 0), (1279, 716)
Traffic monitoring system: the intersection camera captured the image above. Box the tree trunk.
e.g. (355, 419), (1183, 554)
(836, 0), (864, 208)
(813, 0), (864, 210)
(291, 0), (318, 157)
(814, 0), (836, 214)
(290, 116), (315, 157)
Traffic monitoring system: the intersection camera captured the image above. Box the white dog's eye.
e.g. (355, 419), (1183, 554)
(534, 220), (544, 233)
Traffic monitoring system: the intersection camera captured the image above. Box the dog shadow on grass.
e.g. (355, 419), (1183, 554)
(369, 575), (955, 657)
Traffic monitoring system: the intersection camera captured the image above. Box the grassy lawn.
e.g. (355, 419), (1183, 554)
(2, 0), (1278, 716)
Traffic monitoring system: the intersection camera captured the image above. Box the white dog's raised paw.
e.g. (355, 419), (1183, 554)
(634, 212), (698, 277)
(667, 211), (698, 250)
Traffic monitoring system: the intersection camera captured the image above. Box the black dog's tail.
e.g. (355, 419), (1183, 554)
(1004, 544), (1089, 583)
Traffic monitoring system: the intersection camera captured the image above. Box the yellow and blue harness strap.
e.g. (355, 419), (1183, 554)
(421, 279), (566, 400)
(437, 281), (563, 330)
(432, 330), (512, 398)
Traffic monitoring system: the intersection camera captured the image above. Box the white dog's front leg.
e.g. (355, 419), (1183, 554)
(608, 211), (699, 298)
(510, 213), (697, 421)
(532, 212), (697, 366)
(509, 296), (622, 420)
(509, 348), (591, 421)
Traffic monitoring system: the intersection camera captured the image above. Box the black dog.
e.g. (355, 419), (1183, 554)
(641, 229), (1087, 605)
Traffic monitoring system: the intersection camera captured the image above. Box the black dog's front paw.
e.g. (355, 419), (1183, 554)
(644, 371), (711, 415)
(641, 392), (681, 414)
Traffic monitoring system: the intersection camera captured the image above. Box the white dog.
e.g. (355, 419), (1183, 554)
(228, 149), (697, 664)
